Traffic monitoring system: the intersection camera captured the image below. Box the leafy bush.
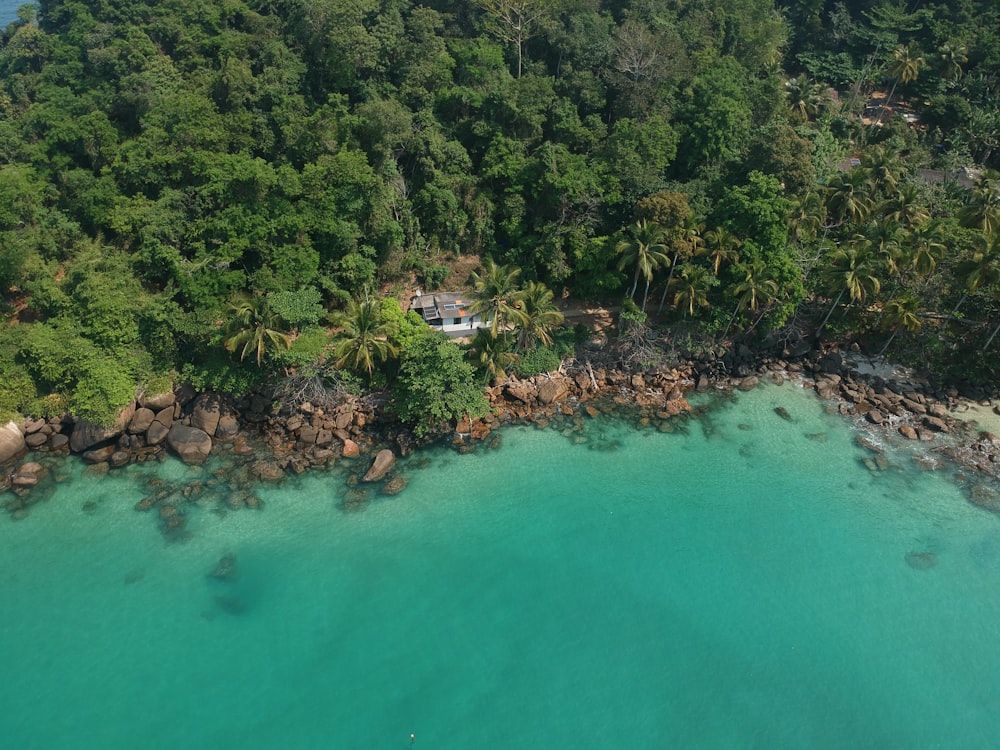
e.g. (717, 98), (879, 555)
(514, 345), (561, 376)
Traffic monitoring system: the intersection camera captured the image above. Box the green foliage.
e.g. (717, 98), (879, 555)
(392, 329), (489, 437)
(513, 344), (561, 377)
(267, 287), (325, 328)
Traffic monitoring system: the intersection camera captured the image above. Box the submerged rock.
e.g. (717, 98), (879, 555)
(362, 449), (396, 482)
(905, 551), (938, 570)
(208, 553), (238, 581)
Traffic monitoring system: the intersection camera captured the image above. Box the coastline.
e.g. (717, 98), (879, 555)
(3, 340), (1000, 528)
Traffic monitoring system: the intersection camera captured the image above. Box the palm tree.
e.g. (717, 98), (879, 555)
(700, 226), (742, 277)
(470, 328), (517, 383)
(817, 245), (882, 335)
(470, 258), (529, 337)
(937, 42), (967, 82)
(515, 280), (565, 350)
(951, 236), (1000, 319)
(872, 42), (925, 130)
(882, 183), (929, 227)
(724, 260), (779, 338)
(905, 220), (947, 277)
(616, 219), (671, 312)
(669, 265), (716, 318)
(861, 145), (905, 198)
(825, 169), (874, 227)
(959, 170), (1000, 240)
(785, 75), (828, 122)
(223, 294), (292, 367)
(658, 224), (703, 313)
(788, 191), (825, 244)
(878, 296), (922, 356)
(331, 297), (399, 377)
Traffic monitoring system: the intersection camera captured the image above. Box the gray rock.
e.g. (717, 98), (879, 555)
(215, 414), (239, 441)
(139, 390), (176, 411)
(129, 408), (156, 434)
(362, 449), (396, 482)
(83, 446), (116, 463)
(146, 407), (174, 446)
(50, 434), (69, 451)
(25, 432), (48, 448)
(69, 402), (136, 453)
(191, 394), (222, 436)
(166, 424), (213, 464)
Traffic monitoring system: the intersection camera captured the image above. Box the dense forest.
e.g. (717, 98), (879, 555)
(1, 0), (999, 429)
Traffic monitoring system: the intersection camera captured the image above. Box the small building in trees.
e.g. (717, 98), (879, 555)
(409, 291), (487, 336)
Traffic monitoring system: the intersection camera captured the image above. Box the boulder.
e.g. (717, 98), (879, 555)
(215, 414), (239, 441)
(737, 376), (759, 391)
(380, 476), (408, 495)
(50, 434), (69, 451)
(505, 381), (535, 404)
(166, 424), (213, 464)
(341, 439), (360, 458)
(362, 449), (396, 482)
(25, 432), (49, 448)
(110, 451), (131, 468)
(537, 378), (570, 405)
(334, 411), (353, 430)
(69, 402), (136, 453)
(83, 446), (116, 464)
(146, 407), (174, 446)
(129, 408), (156, 434)
(898, 425), (919, 440)
(190, 394), (222, 436)
(11, 461), (45, 488)
(139, 390), (176, 411)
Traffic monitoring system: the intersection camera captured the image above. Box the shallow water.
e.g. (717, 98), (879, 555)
(3, 382), (1000, 749)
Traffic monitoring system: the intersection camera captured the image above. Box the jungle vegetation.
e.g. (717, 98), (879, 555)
(0, 0), (998, 427)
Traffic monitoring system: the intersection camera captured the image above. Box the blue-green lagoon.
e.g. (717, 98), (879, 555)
(3, 381), (1000, 749)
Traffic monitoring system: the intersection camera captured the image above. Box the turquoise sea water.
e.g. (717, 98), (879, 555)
(3, 382), (1000, 749)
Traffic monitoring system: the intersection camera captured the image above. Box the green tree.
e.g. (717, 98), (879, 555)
(515, 280), (565, 350)
(470, 258), (529, 337)
(470, 327), (517, 383)
(331, 297), (399, 378)
(393, 330), (490, 436)
(223, 294), (292, 367)
(669, 265), (716, 318)
(615, 219), (670, 312)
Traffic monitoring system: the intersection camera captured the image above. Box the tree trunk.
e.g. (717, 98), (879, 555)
(816, 287), (846, 338)
(629, 265), (640, 301)
(878, 327), (898, 357)
(641, 279), (651, 312)
(657, 254), (678, 313)
(982, 318), (1000, 351)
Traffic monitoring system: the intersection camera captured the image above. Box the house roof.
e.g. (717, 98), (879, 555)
(410, 292), (474, 321)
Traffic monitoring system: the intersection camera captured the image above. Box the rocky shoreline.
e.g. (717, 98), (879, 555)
(3, 342), (1000, 527)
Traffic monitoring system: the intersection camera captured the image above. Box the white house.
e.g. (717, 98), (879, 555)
(409, 291), (488, 336)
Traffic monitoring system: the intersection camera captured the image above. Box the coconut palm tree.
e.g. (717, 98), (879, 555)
(470, 258), (529, 337)
(785, 75), (828, 122)
(470, 327), (517, 383)
(872, 42), (925, 130)
(882, 183), (929, 227)
(959, 170), (1000, 240)
(515, 280), (565, 350)
(861, 145), (905, 198)
(330, 297), (399, 377)
(701, 226), (742, 277)
(658, 224), (703, 313)
(223, 294), (292, 367)
(905, 220), (947, 277)
(817, 245), (882, 335)
(937, 42), (967, 82)
(825, 169), (874, 227)
(878, 296), (922, 356)
(723, 260), (779, 338)
(669, 265), (716, 318)
(616, 219), (671, 312)
(951, 236), (1000, 319)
